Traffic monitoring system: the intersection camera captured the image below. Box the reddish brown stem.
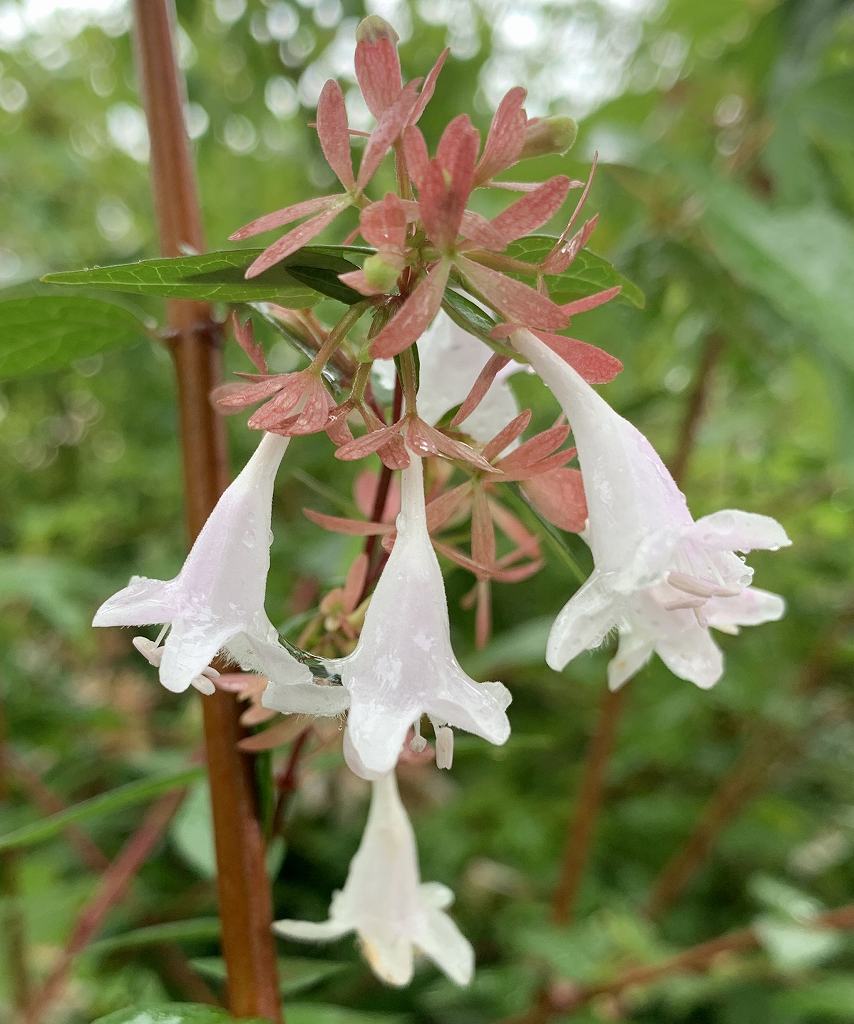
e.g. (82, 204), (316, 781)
(271, 727), (313, 839)
(26, 790), (186, 1022)
(1, 711), (32, 1022)
(132, 3), (281, 1019)
(645, 613), (850, 919)
(531, 902), (854, 1018)
(669, 332), (725, 486)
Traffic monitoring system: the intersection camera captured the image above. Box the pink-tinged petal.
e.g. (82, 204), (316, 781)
(406, 418), (497, 474)
(498, 447), (577, 482)
(483, 409), (532, 461)
(342, 553), (370, 612)
(326, 400), (355, 445)
(269, 379), (334, 435)
(425, 481), (473, 532)
(451, 354), (510, 427)
(456, 256), (568, 329)
(420, 115), (480, 249)
(245, 201), (348, 278)
(337, 268), (385, 296)
(360, 193), (408, 250)
(369, 260), (450, 359)
(561, 286), (621, 317)
(354, 15), (402, 118)
(471, 488), (496, 571)
(231, 311), (267, 372)
(402, 126), (429, 188)
(488, 499), (541, 558)
(488, 175), (572, 246)
(459, 210), (506, 250)
(303, 508), (391, 536)
(355, 469), (400, 521)
(522, 466), (587, 532)
(485, 179), (584, 193)
(432, 539), (488, 575)
(475, 86), (527, 184)
(336, 423), (401, 461)
(490, 561), (543, 584)
(229, 194), (341, 241)
(356, 79), (421, 192)
(210, 375), (287, 412)
(543, 214), (599, 275)
(377, 434), (411, 470)
(246, 375), (307, 428)
(496, 422), (570, 471)
(316, 79), (355, 190)
(409, 47), (449, 125)
(475, 579), (491, 651)
(531, 331), (623, 384)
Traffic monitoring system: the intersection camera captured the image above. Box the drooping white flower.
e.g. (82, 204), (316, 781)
(328, 451), (511, 779)
(274, 770), (473, 987)
(511, 329), (791, 690)
(93, 433), (347, 714)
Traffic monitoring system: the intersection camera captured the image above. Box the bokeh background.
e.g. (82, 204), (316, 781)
(2, 0), (854, 1021)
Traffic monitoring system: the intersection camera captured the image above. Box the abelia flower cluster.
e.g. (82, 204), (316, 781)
(94, 18), (789, 991)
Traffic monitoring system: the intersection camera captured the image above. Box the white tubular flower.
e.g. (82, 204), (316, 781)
(94, 433), (347, 714)
(332, 452), (511, 779)
(511, 329), (791, 690)
(274, 770), (474, 987)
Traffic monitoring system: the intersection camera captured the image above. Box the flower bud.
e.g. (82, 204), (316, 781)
(356, 14), (399, 46)
(520, 115), (578, 160)
(362, 252), (401, 293)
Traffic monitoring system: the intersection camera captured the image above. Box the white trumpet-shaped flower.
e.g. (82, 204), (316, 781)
(274, 770), (474, 987)
(329, 452), (511, 779)
(94, 433), (347, 713)
(511, 329), (790, 690)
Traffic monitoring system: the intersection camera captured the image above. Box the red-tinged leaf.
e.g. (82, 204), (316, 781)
(245, 201), (348, 278)
(342, 553), (370, 611)
(402, 126), (429, 188)
(488, 498), (541, 558)
(354, 15), (402, 118)
(456, 255), (568, 329)
(451, 353), (510, 427)
(482, 408), (532, 461)
(336, 423), (400, 461)
(230, 311), (267, 372)
(246, 374), (307, 428)
(316, 80), (355, 190)
(543, 214), (599, 275)
(460, 210), (506, 250)
(488, 176), (572, 246)
(522, 466), (588, 532)
(369, 260), (450, 358)
(357, 79), (421, 191)
(425, 481), (473, 532)
(210, 375), (286, 412)
(560, 286), (621, 317)
(496, 422), (570, 471)
(229, 194), (341, 241)
(303, 507), (391, 536)
(409, 47), (448, 125)
(533, 331), (623, 383)
(360, 193), (408, 250)
(408, 418), (498, 473)
(471, 487), (496, 570)
(475, 86), (527, 184)
(499, 446), (577, 481)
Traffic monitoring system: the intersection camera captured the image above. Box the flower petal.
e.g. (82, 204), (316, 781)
(159, 621), (233, 694)
(274, 917), (353, 943)
(316, 80), (355, 190)
(415, 905), (474, 986)
(262, 677), (351, 717)
(690, 510), (791, 553)
(369, 260), (451, 359)
(420, 115), (480, 249)
(92, 575), (176, 628)
(303, 508), (391, 536)
(210, 375), (289, 412)
(529, 331), (623, 384)
(546, 572), (619, 671)
(607, 631), (655, 691)
(245, 200), (348, 278)
(230, 311), (268, 373)
(475, 86), (527, 184)
(402, 126), (429, 188)
(229, 194), (342, 242)
(561, 286), (621, 317)
(354, 15), (402, 118)
(522, 466), (587, 532)
(357, 79), (421, 192)
(360, 193), (408, 250)
(409, 47), (448, 124)
(456, 256), (568, 329)
(704, 587), (785, 635)
(487, 175), (572, 246)
(655, 622), (724, 690)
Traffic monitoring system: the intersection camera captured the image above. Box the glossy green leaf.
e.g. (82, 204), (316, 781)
(89, 919), (222, 957)
(504, 235), (645, 308)
(42, 248), (361, 306)
(92, 1004), (267, 1024)
(0, 295), (153, 379)
(0, 767), (202, 853)
(192, 956), (349, 996)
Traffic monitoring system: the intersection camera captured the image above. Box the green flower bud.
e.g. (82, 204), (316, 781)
(363, 253), (401, 293)
(521, 115), (578, 160)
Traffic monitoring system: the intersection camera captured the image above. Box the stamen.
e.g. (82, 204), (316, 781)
(409, 719), (427, 754)
(154, 623), (169, 646)
(435, 726), (454, 770)
(662, 596), (708, 611)
(667, 571), (740, 599)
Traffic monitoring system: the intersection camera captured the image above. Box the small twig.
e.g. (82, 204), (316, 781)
(530, 901), (854, 1018)
(270, 727), (313, 839)
(645, 612), (851, 919)
(669, 332), (725, 486)
(26, 789), (186, 1022)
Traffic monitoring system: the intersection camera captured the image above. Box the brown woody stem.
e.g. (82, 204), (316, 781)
(132, 2), (281, 1018)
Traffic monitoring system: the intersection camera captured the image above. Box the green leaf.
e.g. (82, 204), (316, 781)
(92, 1003), (267, 1024)
(42, 248), (361, 306)
(0, 295), (153, 379)
(0, 767), (202, 853)
(192, 956), (349, 997)
(286, 1007), (408, 1024)
(503, 235), (645, 308)
(170, 780), (216, 879)
(89, 919), (222, 957)
(441, 291), (517, 359)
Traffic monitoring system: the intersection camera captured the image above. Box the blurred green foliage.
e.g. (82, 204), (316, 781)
(1, 1), (853, 1022)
